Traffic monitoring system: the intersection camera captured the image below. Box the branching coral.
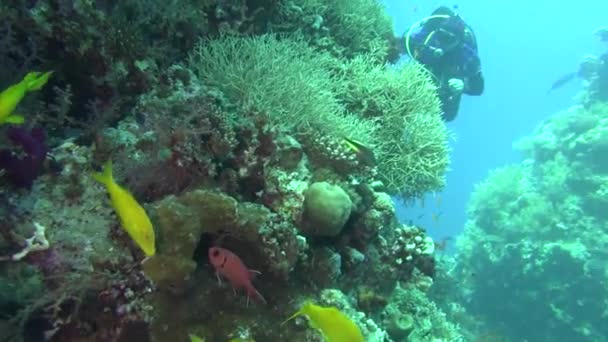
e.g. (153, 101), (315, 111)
(186, 34), (449, 199)
(186, 34), (378, 144)
(339, 56), (449, 197)
(273, 0), (398, 61)
(0, 222), (49, 262)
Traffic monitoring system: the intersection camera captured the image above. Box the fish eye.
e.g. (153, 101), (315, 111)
(212, 249), (220, 257)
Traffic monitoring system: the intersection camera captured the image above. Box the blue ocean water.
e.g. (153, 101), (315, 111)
(386, 0), (608, 248)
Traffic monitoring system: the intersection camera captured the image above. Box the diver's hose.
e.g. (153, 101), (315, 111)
(405, 14), (451, 62)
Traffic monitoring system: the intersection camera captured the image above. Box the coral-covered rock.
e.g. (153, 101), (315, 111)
(275, 135), (304, 170)
(153, 190), (238, 258)
(144, 190), (235, 289)
(142, 255), (197, 294)
(299, 246), (342, 287)
(146, 189), (303, 290)
(300, 182), (353, 236)
(351, 191), (397, 245)
(261, 167), (309, 222)
(382, 282), (463, 341)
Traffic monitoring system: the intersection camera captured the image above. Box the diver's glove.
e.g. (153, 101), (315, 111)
(431, 47), (444, 57)
(448, 78), (464, 93)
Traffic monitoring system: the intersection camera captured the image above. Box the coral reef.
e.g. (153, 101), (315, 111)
(454, 89), (608, 339)
(575, 30), (608, 104)
(382, 281), (463, 342)
(271, 0), (399, 61)
(338, 57), (449, 198)
(0, 0), (458, 341)
(186, 34), (378, 146)
(186, 34), (449, 197)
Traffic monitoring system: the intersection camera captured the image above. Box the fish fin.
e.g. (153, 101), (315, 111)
(188, 334), (205, 342)
(343, 137), (360, 152)
(343, 136), (376, 165)
(24, 71), (53, 92)
(4, 114), (24, 124)
(281, 309), (302, 326)
(215, 271), (223, 286)
(248, 269), (261, 279)
(247, 285), (267, 305)
(92, 160), (114, 187)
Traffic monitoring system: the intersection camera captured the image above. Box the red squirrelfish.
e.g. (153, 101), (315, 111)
(208, 246), (267, 305)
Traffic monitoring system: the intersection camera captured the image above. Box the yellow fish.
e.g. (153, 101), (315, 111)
(283, 301), (364, 342)
(189, 334), (205, 342)
(0, 71), (53, 125)
(93, 160), (156, 256)
(343, 137), (376, 166)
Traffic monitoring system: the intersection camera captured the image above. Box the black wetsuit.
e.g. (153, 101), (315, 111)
(409, 14), (485, 121)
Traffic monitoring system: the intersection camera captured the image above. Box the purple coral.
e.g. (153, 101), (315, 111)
(0, 126), (48, 188)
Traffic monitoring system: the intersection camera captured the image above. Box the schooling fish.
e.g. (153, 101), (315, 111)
(208, 246), (267, 305)
(0, 71), (53, 125)
(93, 160), (156, 256)
(282, 301), (364, 342)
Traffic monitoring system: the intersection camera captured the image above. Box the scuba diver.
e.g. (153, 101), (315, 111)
(404, 6), (485, 121)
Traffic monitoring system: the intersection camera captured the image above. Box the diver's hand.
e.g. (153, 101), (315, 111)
(448, 78), (464, 93)
(431, 47), (444, 57)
